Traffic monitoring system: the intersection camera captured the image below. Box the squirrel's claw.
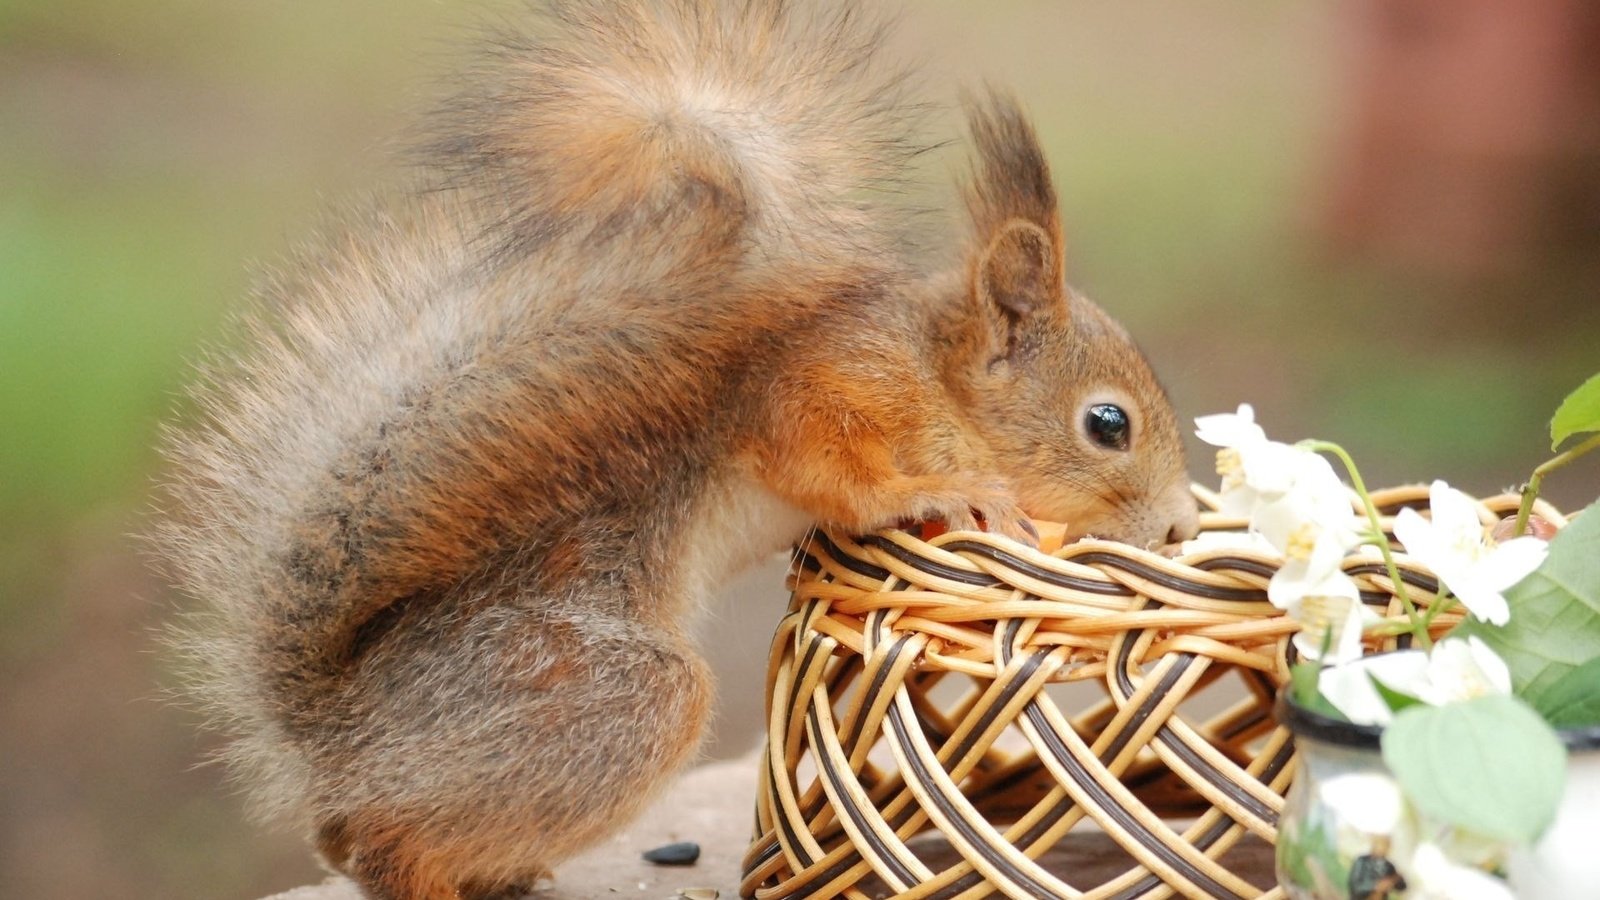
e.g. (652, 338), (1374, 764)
(977, 510), (1041, 549)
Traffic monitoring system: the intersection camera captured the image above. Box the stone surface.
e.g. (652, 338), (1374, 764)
(264, 754), (757, 900)
(263, 752), (1279, 899)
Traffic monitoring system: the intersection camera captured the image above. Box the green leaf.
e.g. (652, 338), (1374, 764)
(1381, 696), (1566, 844)
(1367, 672), (1424, 715)
(1551, 371), (1600, 451)
(1290, 661), (1346, 720)
(1275, 818), (1316, 890)
(1277, 817), (1348, 896)
(1530, 656), (1600, 727)
(1458, 504), (1600, 703)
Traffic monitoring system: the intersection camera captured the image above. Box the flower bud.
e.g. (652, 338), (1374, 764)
(1489, 515), (1557, 543)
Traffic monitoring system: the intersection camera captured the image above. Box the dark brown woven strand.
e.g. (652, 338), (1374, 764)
(741, 486), (1565, 900)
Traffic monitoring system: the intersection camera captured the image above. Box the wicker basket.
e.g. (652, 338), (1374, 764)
(740, 485), (1561, 900)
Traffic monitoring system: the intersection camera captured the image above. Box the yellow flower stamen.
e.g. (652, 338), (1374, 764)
(1298, 594), (1355, 648)
(1286, 523), (1318, 561)
(1216, 448), (1244, 490)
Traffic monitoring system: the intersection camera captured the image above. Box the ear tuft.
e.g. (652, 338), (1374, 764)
(963, 91), (1066, 323)
(964, 91), (1061, 246)
(978, 220), (1056, 316)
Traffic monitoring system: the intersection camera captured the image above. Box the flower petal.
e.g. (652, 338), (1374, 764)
(1290, 593), (1367, 665)
(1427, 480), (1486, 548)
(1450, 576), (1512, 626)
(1270, 559), (1357, 608)
(1179, 530), (1278, 556)
(1194, 404), (1261, 448)
(1415, 636), (1514, 705)
(1253, 489), (1356, 557)
(1319, 772), (1406, 837)
(1410, 842), (1516, 900)
(1320, 651), (1428, 725)
(1217, 486), (1257, 518)
(1393, 506), (1445, 565)
(1465, 635), (1512, 695)
(1239, 440), (1306, 496)
(1478, 535), (1549, 593)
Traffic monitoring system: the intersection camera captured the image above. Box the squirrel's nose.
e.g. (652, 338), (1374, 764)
(1164, 503), (1200, 546)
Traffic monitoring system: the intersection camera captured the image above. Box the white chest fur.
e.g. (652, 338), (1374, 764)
(676, 465), (814, 610)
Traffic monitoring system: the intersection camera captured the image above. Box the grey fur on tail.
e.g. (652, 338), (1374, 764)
(150, 0), (935, 830)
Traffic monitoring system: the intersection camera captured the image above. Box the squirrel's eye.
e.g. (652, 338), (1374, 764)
(1084, 403), (1130, 451)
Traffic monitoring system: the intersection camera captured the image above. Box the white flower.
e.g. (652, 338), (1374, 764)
(1269, 546), (1356, 610)
(1319, 650), (1430, 726)
(1434, 827), (1517, 873)
(1254, 469), (1370, 666)
(1251, 451), (1362, 558)
(1316, 638), (1513, 724)
(1321, 772), (1415, 863)
(1196, 405), (1306, 515)
(1261, 482), (1364, 620)
(1178, 530), (1277, 556)
(1194, 403), (1266, 449)
(1408, 841), (1516, 900)
(1276, 571), (1372, 664)
(1412, 636), (1513, 706)
(1393, 480), (1548, 625)
(1195, 405), (1362, 558)
(1320, 771), (1407, 838)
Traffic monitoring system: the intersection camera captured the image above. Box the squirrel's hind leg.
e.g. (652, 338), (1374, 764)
(313, 602), (713, 899)
(306, 804), (462, 900)
(458, 872), (552, 900)
(317, 814), (545, 900)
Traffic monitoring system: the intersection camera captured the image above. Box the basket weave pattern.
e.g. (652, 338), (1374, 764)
(741, 486), (1553, 899)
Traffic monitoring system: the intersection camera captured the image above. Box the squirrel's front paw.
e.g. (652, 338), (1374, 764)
(968, 500), (1040, 549)
(906, 476), (1039, 549)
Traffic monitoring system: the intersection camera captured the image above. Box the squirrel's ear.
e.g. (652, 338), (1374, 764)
(964, 92), (1066, 326)
(977, 219), (1057, 318)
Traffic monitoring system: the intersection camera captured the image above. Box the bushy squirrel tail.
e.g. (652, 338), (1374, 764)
(424, 0), (930, 279)
(151, 0), (931, 827)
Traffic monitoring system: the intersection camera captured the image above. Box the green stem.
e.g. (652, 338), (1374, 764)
(1365, 595), (1456, 638)
(1419, 592), (1457, 631)
(1366, 620), (1421, 639)
(1303, 440), (1431, 650)
(1515, 432), (1600, 535)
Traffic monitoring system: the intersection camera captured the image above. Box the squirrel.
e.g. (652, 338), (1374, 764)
(152, 1), (1200, 898)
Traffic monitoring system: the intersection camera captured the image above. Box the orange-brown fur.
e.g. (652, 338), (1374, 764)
(151, 2), (1198, 898)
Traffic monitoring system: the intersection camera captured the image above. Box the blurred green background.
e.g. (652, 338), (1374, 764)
(3, 1), (1596, 898)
